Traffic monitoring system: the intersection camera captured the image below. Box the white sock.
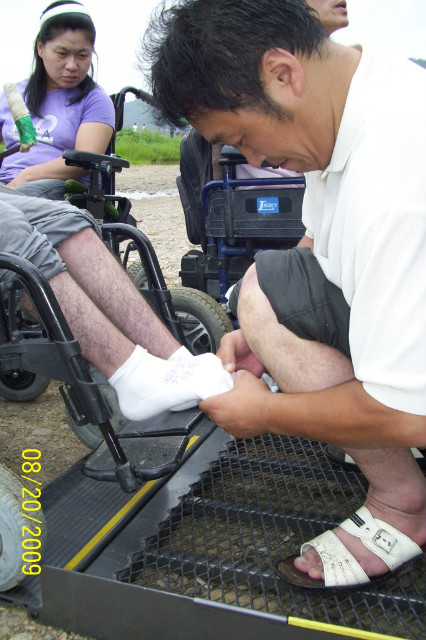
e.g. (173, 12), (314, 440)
(167, 345), (195, 410)
(108, 345), (233, 422)
(168, 345), (193, 361)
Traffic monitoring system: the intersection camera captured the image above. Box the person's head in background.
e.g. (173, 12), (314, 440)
(306, 0), (349, 36)
(25, 1), (97, 116)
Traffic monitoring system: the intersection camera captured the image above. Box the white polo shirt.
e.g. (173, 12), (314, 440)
(303, 48), (426, 416)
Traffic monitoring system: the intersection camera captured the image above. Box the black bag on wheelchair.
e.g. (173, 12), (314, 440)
(176, 129), (212, 252)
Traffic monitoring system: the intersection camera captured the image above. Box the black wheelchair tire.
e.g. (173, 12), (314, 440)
(0, 463), (47, 592)
(127, 260), (148, 290)
(0, 371), (50, 403)
(169, 287), (233, 355)
(127, 260), (233, 354)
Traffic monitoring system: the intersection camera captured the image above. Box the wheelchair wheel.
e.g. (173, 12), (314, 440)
(127, 260), (233, 354)
(0, 463), (46, 592)
(169, 287), (233, 354)
(127, 260), (148, 290)
(0, 370), (50, 403)
(0, 315), (50, 402)
(65, 365), (128, 450)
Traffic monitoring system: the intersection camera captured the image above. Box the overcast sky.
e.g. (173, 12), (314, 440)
(0, 0), (425, 97)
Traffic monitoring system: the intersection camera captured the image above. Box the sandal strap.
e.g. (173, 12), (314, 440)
(340, 506), (422, 571)
(301, 530), (369, 587)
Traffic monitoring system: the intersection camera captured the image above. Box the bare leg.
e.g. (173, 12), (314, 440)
(37, 267), (233, 421)
(57, 227), (180, 359)
(48, 269), (134, 379)
(237, 265), (426, 580)
(236, 263), (355, 392)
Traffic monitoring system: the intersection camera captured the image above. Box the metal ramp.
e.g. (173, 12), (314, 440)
(115, 434), (426, 639)
(2, 418), (425, 640)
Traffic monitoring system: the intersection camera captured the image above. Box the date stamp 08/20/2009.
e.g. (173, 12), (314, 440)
(20, 449), (44, 577)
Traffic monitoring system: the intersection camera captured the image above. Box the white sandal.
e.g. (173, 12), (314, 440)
(276, 506), (425, 589)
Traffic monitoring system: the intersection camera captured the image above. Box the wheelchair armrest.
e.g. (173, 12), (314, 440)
(63, 149), (130, 173)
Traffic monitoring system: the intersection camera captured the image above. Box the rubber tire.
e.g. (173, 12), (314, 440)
(65, 365), (128, 450)
(0, 370), (50, 403)
(169, 287), (233, 354)
(0, 317), (50, 402)
(127, 259), (233, 354)
(127, 260), (148, 290)
(0, 463), (46, 592)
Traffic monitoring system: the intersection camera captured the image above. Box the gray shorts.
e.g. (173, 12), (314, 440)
(0, 186), (101, 289)
(7, 179), (66, 201)
(229, 247), (351, 358)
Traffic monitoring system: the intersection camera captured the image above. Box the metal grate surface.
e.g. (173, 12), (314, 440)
(116, 435), (426, 639)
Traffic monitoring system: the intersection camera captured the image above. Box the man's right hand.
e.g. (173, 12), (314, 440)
(217, 329), (265, 377)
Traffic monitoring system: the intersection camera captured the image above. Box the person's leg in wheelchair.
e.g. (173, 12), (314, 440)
(0, 192), (233, 421)
(57, 227), (178, 360)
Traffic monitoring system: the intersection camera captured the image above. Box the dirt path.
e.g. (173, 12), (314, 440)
(0, 164), (195, 640)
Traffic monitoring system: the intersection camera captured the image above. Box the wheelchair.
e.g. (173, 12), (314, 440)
(0, 90), (234, 592)
(0, 88), (232, 407)
(177, 133), (307, 317)
(0, 145), (218, 591)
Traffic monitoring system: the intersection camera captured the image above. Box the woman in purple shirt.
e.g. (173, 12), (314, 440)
(0, 0), (115, 199)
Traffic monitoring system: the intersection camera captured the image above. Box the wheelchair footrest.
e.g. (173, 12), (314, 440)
(83, 432), (189, 483)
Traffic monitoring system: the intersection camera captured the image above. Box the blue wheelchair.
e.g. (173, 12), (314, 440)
(177, 131), (306, 321)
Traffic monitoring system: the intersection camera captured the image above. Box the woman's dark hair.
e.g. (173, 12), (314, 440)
(143, 0), (326, 127)
(25, 1), (97, 117)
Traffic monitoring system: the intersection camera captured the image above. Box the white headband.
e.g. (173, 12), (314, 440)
(40, 3), (92, 29)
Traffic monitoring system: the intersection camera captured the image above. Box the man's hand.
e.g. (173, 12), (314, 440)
(217, 329), (265, 377)
(200, 370), (271, 438)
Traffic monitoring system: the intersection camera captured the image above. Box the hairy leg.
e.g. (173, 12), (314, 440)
(58, 227), (180, 359)
(48, 269), (134, 378)
(41, 269), (233, 421)
(236, 264), (354, 392)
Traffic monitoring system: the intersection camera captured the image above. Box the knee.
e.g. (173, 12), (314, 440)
(229, 262), (260, 317)
(240, 262), (259, 294)
(59, 225), (98, 253)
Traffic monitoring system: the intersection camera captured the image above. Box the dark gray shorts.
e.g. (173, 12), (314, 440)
(229, 247), (351, 359)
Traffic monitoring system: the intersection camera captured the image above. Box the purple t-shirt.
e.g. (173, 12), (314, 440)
(0, 79), (115, 184)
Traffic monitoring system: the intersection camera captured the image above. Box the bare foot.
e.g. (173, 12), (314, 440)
(294, 497), (426, 581)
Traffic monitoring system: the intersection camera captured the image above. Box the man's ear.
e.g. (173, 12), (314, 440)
(261, 49), (305, 98)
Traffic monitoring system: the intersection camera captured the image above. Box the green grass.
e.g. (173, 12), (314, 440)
(0, 128), (182, 165)
(114, 127), (182, 165)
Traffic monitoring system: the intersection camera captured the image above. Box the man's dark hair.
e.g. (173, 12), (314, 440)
(25, 1), (97, 117)
(142, 0), (326, 127)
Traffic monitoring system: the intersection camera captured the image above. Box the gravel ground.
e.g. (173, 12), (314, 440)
(0, 164), (195, 640)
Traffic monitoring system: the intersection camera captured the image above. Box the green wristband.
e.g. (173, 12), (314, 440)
(15, 115), (37, 146)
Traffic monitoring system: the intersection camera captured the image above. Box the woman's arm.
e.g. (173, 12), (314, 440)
(6, 121), (113, 188)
